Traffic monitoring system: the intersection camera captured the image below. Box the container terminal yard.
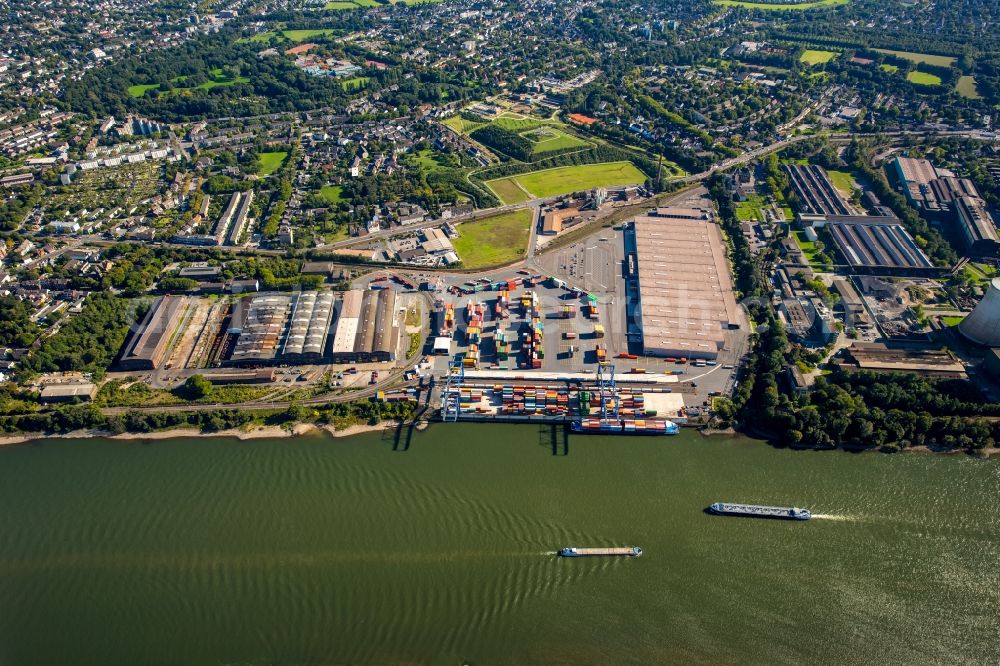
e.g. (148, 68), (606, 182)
(106, 193), (748, 434)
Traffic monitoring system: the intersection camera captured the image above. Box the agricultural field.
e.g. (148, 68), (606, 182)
(522, 126), (589, 155)
(258, 152), (288, 176)
(879, 64), (899, 74)
(713, 0), (848, 9)
(452, 209), (533, 268)
(956, 76), (981, 100)
(800, 50), (837, 65)
(325, 2), (359, 9)
(512, 162), (647, 199)
(907, 71), (942, 86)
(873, 49), (956, 67)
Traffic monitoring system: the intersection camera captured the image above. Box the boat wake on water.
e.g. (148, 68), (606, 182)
(809, 514), (859, 522)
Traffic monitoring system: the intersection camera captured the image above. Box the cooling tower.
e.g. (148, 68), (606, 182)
(959, 277), (1000, 347)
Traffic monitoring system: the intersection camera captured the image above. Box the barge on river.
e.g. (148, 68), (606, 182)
(558, 547), (643, 557)
(708, 502), (811, 520)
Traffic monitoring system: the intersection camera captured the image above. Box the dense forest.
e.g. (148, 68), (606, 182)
(17, 293), (140, 380)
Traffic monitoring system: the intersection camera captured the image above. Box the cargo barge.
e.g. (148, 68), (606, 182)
(558, 547), (642, 557)
(571, 418), (679, 435)
(707, 502), (811, 520)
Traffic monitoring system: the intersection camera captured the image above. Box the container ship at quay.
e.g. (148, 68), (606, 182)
(707, 502), (812, 520)
(558, 547), (642, 557)
(571, 418), (679, 435)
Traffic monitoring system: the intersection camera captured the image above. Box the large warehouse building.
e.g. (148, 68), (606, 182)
(825, 219), (942, 276)
(631, 209), (738, 359)
(117, 295), (189, 370)
(330, 289), (399, 363)
(281, 291), (336, 361)
(223, 289), (399, 366)
(891, 156), (979, 213)
(784, 164), (855, 218)
(891, 156), (999, 258)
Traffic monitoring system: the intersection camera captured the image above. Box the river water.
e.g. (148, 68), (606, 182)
(0, 424), (997, 665)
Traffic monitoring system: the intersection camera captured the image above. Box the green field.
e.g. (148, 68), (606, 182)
(127, 83), (160, 98)
(128, 69), (247, 97)
(907, 70), (942, 86)
(441, 115), (487, 134)
(713, 0), (847, 9)
(452, 209), (532, 268)
(940, 315), (964, 327)
(879, 64), (899, 74)
(800, 50), (837, 65)
(513, 162), (647, 199)
(491, 115), (549, 132)
(486, 162), (647, 203)
(318, 185), (343, 204)
(404, 149), (455, 174)
(735, 195), (767, 222)
(283, 29), (338, 42)
(340, 76), (370, 91)
(443, 112), (555, 137)
(247, 31), (277, 43)
(792, 231), (831, 268)
(522, 126), (589, 155)
(352, 0), (383, 6)
(826, 170), (857, 196)
(189, 69), (249, 90)
(258, 152), (288, 176)
(325, 1), (358, 8)
(485, 178), (532, 204)
(956, 76), (981, 100)
(874, 49), (956, 67)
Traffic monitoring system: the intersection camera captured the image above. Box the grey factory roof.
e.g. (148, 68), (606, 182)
(282, 291), (336, 357)
(826, 220), (934, 270)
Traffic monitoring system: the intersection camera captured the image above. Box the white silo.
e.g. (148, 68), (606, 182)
(958, 277), (1000, 347)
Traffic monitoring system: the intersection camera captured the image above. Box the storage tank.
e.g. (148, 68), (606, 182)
(959, 277), (1000, 346)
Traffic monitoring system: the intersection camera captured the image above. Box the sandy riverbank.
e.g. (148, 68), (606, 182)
(0, 421), (406, 447)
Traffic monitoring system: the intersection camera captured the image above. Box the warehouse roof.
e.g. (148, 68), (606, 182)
(826, 220), (934, 270)
(633, 211), (736, 357)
